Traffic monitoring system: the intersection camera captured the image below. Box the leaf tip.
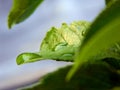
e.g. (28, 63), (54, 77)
(16, 53), (25, 65)
(8, 22), (13, 29)
(66, 67), (75, 81)
(8, 15), (15, 29)
(66, 62), (80, 81)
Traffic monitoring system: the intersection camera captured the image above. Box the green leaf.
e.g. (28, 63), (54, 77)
(91, 43), (120, 61)
(8, 0), (43, 29)
(16, 21), (90, 65)
(21, 60), (120, 90)
(67, 0), (120, 79)
(105, 0), (117, 5)
(105, 0), (110, 4)
(16, 53), (43, 65)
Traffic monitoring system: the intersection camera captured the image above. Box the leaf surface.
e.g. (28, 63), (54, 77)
(68, 0), (120, 79)
(8, 0), (43, 28)
(105, 0), (117, 5)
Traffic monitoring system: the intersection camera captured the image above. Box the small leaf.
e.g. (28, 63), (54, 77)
(16, 53), (42, 65)
(21, 60), (120, 90)
(68, 0), (120, 79)
(8, 0), (43, 28)
(16, 21), (90, 65)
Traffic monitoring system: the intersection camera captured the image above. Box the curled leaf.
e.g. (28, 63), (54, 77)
(16, 53), (42, 65)
(16, 21), (90, 65)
